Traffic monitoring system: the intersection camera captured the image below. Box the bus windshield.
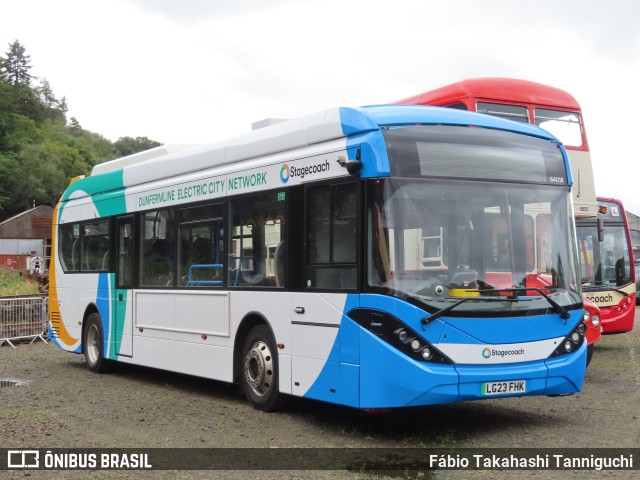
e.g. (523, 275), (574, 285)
(368, 178), (581, 316)
(577, 224), (633, 288)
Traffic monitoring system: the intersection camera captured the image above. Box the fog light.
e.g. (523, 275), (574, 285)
(421, 347), (433, 360)
(564, 340), (573, 352)
(591, 315), (600, 327)
(411, 339), (421, 351)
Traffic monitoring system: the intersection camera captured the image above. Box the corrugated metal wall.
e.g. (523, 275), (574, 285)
(0, 239), (44, 255)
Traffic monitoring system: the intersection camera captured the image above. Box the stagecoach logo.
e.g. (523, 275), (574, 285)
(280, 160), (331, 184)
(280, 164), (290, 184)
(482, 347), (526, 359)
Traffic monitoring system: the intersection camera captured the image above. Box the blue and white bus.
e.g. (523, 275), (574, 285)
(49, 105), (586, 410)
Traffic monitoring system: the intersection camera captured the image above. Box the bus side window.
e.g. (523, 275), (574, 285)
(59, 223), (80, 272)
(229, 192), (287, 288)
(177, 203), (224, 287)
(305, 182), (358, 290)
(80, 220), (110, 272)
(140, 209), (175, 287)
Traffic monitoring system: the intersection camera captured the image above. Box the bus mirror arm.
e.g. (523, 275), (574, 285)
(336, 155), (362, 176)
(597, 216), (605, 242)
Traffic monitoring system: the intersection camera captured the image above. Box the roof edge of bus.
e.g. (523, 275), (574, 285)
(395, 78), (581, 110)
(356, 104), (561, 142)
(596, 196), (625, 206)
(91, 144), (201, 176)
(80, 108), (380, 184)
(64, 105), (561, 202)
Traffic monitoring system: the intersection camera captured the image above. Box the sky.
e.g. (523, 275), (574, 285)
(2, 0), (640, 215)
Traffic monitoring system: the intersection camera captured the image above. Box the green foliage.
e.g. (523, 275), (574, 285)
(0, 40), (163, 221)
(0, 40), (33, 86)
(114, 136), (162, 157)
(0, 267), (41, 296)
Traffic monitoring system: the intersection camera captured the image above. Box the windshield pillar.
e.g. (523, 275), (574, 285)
(510, 201), (527, 288)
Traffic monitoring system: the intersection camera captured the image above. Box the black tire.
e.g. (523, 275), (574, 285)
(586, 343), (594, 367)
(83, 312), (112, 373)
(241, 325), (280, 411)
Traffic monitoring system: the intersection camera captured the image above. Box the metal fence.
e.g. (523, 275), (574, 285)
(0, 296), (48, 348)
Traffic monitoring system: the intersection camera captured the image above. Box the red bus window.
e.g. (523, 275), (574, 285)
(534, 109), (583, 148)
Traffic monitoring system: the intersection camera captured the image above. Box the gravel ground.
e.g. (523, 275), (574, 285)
(0, 307), (639, 480)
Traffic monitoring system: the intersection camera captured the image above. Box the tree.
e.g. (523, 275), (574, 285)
(114, 136), (162, 157)
(0, 40), (33, 86)
(0, 153), (20, 215)
(0, 39), (164, 220)
(36, 79), (67, 124)
(12, 141), (90, 211)
(68, 117), (82, 131)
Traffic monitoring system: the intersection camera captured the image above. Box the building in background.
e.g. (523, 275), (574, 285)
(0, 205), (53, 273)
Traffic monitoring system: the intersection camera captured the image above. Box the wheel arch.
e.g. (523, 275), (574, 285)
(233, 311), (275, 383)
(80, 303), (101, 354)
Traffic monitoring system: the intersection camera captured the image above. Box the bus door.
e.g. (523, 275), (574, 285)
(114, 216), (134, 357)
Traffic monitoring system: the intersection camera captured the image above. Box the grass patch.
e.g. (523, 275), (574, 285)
(0, 267), (41, 296)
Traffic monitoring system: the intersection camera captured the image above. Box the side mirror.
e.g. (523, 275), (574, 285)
(597, 216), (605, 242)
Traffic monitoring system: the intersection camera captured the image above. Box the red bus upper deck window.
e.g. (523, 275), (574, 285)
(477, 102), (529, 123)
(534, 109), (583, 148)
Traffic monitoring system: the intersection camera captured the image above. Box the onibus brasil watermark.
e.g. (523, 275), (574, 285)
(2, 448), (637, 471)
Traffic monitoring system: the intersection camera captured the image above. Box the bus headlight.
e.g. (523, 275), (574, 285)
(591, 314), (600, 327)
(550, 322), (586, 357)
(348, 309), (452, 364)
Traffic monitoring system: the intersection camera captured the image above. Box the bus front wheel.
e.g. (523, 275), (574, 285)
(586, 343), (594, 367)
(83, 313), (112, 373)
(241, 325), (280, 411)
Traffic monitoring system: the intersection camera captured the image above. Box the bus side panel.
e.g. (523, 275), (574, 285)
(53, 274), (103, 353)
(124, 331), (235, 381)
(114, 291), (233, 381)
(292, 294), (360, 406)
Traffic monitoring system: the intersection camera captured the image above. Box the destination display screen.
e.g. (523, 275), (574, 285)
(383, 125), (567, 185)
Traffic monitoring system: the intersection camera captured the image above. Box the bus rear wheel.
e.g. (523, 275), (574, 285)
(84, 313), (112, 373)
(241, 325), (280, 411)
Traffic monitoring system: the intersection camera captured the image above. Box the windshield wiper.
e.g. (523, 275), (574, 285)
(486, 287), (571, 322)
(414, 287), (571, 328)
(421, 298), (471, 329)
